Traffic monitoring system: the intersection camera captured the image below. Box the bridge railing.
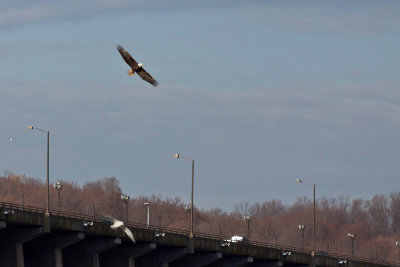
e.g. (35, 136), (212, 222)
(0, 201), (397, 266)
(1, 201), (46, 214)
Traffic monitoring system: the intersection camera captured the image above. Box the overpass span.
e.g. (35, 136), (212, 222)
(0, 202), (395, 267)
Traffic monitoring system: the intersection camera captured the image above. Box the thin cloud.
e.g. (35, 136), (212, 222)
(0, 1), (126, 27)
(248, 3), (400, 36)
(7, 79), (398, 133)
(2, 0), (400, 36)
(0, 6), (52, 26)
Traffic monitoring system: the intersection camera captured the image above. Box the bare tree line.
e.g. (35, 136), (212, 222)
(1, 172), (400, 261)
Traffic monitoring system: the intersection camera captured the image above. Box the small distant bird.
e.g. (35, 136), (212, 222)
(117, 44), (159, 87)
(103, 216), (136, 243)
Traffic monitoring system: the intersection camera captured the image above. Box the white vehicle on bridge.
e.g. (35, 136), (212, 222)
(225, 235), (250, 243)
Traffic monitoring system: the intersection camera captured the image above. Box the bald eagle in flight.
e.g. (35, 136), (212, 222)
(117, 45), (159, 87)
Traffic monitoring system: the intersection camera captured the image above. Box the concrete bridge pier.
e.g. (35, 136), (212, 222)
(0, 225), (43, 267)
(100, 242), (157, 267)
(209, 256), (254, 267)
(62, 237), (121, 267)
(54, 233), (85, 267)
(136, 247), (187, 267)
(251, 260), (284, 267)
(171, 251), (223, 267)
(23, 232), (85, 267)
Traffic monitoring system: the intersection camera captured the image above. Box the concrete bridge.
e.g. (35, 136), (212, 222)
(0, 202), (395, 267)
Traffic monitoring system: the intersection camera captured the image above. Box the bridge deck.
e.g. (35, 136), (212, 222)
(0, 202), (395, 267)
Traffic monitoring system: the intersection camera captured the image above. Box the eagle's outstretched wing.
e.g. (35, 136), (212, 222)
(137, 68), (159, 87)
(117, 45), (138, 69)
(123, 226), (136, 243)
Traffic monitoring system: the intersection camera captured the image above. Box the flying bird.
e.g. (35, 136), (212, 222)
(117, 45), (159, 87)
(103, 216), (136, 243)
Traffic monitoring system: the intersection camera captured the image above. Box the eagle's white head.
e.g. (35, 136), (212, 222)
(138, 63), (143, 68)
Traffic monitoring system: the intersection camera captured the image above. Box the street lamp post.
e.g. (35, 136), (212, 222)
(395, 241), (400, 263)
(296, 178), (316, 256)
(53, 181), (63, 214)
(28, 125), (50, 216)
(243, 215), (251, 240)
(121, 194), (130, 224)
(174, 153), (194, 238)
(144, 202), (150, 229)
(348, 233), (356, 256)
(184, 205), (191, 232)
(298, 224), (305, 252)
(22, 193), (26, 209)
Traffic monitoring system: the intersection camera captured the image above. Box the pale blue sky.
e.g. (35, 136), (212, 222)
(1, 1), (400, 210)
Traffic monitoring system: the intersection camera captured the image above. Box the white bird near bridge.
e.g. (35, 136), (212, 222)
(103, 216), (136, 243)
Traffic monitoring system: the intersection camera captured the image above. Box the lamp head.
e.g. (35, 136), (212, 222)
(28, 126), (34, 130)
(144, 202), (150, 206)
(185, 205), (191, 213)
(54, 181), (63, 190)
(174, 153), (180, 159)
(121, 194), (130, 200)
(296, 178), (302, 183)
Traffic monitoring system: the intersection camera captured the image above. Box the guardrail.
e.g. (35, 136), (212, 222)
(0, 201), (397, 266)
